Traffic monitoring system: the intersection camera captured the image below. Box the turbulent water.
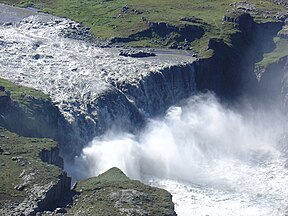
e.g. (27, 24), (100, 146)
(0, 11), (194, 123)
(75, 93), (288, 216)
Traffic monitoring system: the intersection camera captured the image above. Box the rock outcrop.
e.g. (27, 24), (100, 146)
(198, 13), (283, 99)
(111, 21), (204, 49)
(0, 89), (64, 140)
(269, 0), (288, 8)
(0, 128), (71, 216)
(230, 2), (288, 22)
(0, 87), (10, 107)
(39, 147), (64, 169)
(13, 172), (71, 216)
(65, 167), (176, 216)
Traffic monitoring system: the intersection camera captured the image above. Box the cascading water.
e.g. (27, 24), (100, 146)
(74, 93), (288, 216)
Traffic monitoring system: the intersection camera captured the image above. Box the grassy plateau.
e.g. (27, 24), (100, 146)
(0, 0), (286, 58)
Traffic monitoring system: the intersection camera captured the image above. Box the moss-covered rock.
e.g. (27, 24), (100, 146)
(0, 127), (71, 215)
(66, 167), (176, 216)
(0, 78), (65, 140)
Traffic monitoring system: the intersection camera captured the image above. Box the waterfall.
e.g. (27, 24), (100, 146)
(73, 93), (288, 215)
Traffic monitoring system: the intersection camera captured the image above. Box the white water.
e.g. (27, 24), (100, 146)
(75, 93), (288, 216)
(0, 13), (194, 123)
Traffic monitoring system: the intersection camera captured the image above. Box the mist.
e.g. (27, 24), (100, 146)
(72, 92), (285, 183)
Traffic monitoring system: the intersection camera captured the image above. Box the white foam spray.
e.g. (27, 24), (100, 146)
(74, 93), (288, 215)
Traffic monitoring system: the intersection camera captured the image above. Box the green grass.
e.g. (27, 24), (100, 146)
(78, 167), (130, 190)
(0, 78), (52, 123)
(256, 37), (288, 68)
(0, 127), (61, 206)
(0, 0), (285, 55)
(0, 78), (49, 102)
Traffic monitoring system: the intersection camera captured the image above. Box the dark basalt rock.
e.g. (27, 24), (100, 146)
(229, 2), (288, 22)
(32, 54), (41, 60)
(121, 5), (143, 14)
(147, 22), (204, 42)
(180, 16), (206, 25)
(223, 13), (254, 32)
(39, 147), (64, 169)
(278, 26), (288, 39)
(0, 90), (10, 107)
(60, 21), (96, 44)
(111, 21), (204, 49)
(197, 12), (284, 100)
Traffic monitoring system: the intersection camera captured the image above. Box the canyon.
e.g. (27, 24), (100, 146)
(0, 2), (287, 215)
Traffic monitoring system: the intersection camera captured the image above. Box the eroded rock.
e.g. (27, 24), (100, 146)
(66, 167), (176, 216)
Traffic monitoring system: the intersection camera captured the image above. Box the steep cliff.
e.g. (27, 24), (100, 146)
(40, 147), (64, 169)
(0, 127), (71, 216)
(0, 79), (66, 140)
(0, 80), (72, 215)
(196, 13), (284, 101)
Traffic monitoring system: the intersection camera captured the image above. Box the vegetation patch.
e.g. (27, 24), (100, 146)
(0, 0), (286, 55)
(0, 78), (49, 103)
(0, 127), (61, 207)
(256, 37), (288, 68)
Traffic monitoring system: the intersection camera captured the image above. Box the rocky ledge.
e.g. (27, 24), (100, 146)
(65, 167), (176, 216)
(0, 127), (71, 216)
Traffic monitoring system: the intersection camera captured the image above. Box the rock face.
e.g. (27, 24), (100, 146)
(66, 167), (176, 216)
(111, 21), (204, 49)
(269, 0), (288, 8)
(0, 95), (64, 139)
(230, 2), (288, 22)
(0, 87), (10, 108)
(0, 127), (71, 216)
(13, 172), (71, 216)
(198, 13), (284, 99)
(261, 56), (288, 111)
(39, 147), (64, 169)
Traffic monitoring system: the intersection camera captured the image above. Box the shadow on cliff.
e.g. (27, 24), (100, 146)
(195, 13), (284, 105)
